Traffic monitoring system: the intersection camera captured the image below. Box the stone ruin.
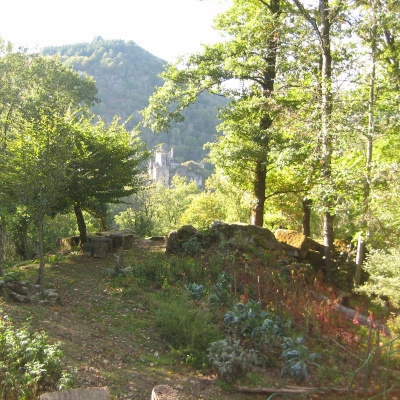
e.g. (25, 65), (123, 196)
(165, 222), (326, 269)
(60, 230), (137, 258)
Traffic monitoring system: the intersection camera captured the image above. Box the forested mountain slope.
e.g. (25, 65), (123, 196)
(42, 37), (224, 162)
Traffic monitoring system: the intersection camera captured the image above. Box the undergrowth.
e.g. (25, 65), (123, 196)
(0, 313), (73, 400)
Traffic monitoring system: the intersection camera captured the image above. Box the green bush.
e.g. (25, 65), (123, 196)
(208, 272), (234, 308)
(208, 338), (257, 382)
(0, 315), (73, 399)
(355, 247), (400, 306)
(155, 296), (222, 367)
(281, 336), (321, 382)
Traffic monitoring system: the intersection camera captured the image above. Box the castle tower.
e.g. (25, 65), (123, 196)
(149, 146), (173, 186)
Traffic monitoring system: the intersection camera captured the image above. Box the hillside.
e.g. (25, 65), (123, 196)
(1, 222), (400, 399)
(42, 37), (225, 163)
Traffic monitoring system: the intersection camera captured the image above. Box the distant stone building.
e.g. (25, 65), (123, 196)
(148, 146), (205, 188)
(148, 146), (173, 186)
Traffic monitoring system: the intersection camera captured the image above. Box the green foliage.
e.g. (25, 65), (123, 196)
(208, 272), (234, 309)
(184, 283), (205, 301)
(155, 296), (222, 367)
(180, 191), (227, 229)
(224, 300), (290, 350)
(0, 315), (73, 399)
(207, 338), (257, 382)
(181, 237), (203, 256)
(281, 337), (321, 382)
(114, 176), (200, 237)
(355, 248), (400, 306)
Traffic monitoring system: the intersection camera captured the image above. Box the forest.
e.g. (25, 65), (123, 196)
(0, 0), (400, 398)
(42, 38), (225, 163)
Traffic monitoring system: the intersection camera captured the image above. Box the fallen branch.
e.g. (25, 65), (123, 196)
(236, 385), (379, 396)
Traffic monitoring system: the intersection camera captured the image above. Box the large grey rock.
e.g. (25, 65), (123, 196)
(88, 237), (113, 251)
(212, 222), (283, 251)
(82, 242), (109, 258)
(165, 225), (198, 254)
(9, 291), (31, 303)
(166, 222), (296, 260)
(6, 281), (29, 296)
(40, 387), (110, 400)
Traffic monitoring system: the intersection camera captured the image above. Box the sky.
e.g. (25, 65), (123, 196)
(0, 0), (230, 61)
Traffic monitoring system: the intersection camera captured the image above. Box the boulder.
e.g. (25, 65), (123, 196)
(212, 221), (284, 251)
(88, 237), (113, 251)
(165, 225), (198, 254)
(6, 281), (29, 296)
(82, 242), (109, 258)
(40, 387), (110, 400)
(111, 232), (135, 249)
(275, 229), (324, 260)
(9, 291), (31, 303)
(166, 222), (297, 261)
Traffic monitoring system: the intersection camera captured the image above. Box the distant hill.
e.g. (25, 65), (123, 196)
(42, 37), (224, 162)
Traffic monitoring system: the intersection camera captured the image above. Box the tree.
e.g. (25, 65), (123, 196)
(141, 0), (282, 227)
(55, 117), (150, 243)
(289, 0), (349, 276)
(1, 113), (74, 289)
(0, 46), (97, 282)
(351, 0), (400, 284)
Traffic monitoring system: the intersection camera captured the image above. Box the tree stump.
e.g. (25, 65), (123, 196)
(151, 385), (181, 400)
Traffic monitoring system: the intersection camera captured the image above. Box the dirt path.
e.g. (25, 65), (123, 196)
(1, 245), (255, 400)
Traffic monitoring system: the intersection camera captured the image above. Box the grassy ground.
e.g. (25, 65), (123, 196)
(1, 240), (400, 399)
(0, 245), (258, 399)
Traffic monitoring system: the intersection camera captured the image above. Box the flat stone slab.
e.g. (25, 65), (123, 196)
(40, 387), (110, 400)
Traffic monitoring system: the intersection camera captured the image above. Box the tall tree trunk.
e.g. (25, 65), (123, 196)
(302, 198), (312, 237)
(0, 215), (5, 276)
(74, 203), (88, 244)
(251, 161), (267, 226)
(320, 0), (334, 278)
(292, 0), (335, 278)
(251, 0), (280, 226)
(355, 6), (377, 286)
(36, 218), (45, 296)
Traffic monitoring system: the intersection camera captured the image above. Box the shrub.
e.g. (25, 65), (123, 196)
(281, 336), (321, 382)
(0, 315), (73, 399)
(355, 248), (400, 306)
(184, 283), (205, 300)
(208, 338), (257, 382)
(224, 300), (290, 349)
(208, 272), (234, 308)
(155, 296), (222, 367)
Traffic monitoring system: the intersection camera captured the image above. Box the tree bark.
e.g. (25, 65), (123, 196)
(250, 0), (280, 226)
(301, 199), (312, 237)
(0, 215), (5, 276)
(319, 0), (334, 278)
(74, 203), (88, 243)
(251, 161), (267, 226)
(36, 218), (45, 296)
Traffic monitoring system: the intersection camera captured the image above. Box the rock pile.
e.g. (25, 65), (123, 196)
(0, 279), (60, 304)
